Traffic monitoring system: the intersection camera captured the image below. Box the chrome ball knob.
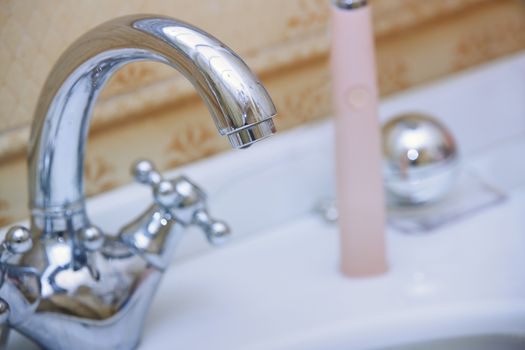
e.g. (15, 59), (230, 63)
(154, 180), (178, 208)
(382, 113), (459, 205)
(80, 226), (105, 251)
(206, 220), (231, 245)
(132, 159), (161, 185)
(173, 177), (202, 208)
(193, 209), (231, 245)
(5, 226), (33, 254)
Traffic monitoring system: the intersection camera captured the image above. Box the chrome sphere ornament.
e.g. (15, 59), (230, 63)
(382, 113), (459, 205)
(5, 226), (33, 255)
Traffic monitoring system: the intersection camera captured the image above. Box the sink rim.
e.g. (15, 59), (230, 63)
(247, 300), (525, 350)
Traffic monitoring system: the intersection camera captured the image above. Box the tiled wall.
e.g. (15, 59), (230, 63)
(1, 0), (525, 225)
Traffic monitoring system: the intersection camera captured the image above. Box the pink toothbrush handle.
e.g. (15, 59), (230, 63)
(331, 4), (388, 277)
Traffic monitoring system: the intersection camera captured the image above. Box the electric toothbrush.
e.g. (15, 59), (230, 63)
(331, 0), (388, 277)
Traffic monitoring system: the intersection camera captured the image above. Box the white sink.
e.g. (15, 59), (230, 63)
(7, 51), (525, 349)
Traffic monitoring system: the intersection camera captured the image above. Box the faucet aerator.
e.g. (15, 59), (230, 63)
(227, 118), (276, 149)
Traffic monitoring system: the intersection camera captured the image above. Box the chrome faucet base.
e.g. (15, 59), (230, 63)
(8, 270), (162, 350)
(1, 162), (228, 349)
(0, 14), (276, 349)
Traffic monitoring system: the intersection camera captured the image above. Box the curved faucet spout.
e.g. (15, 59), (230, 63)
(2, 14), (276, 350)
(29, 14), (276, 227)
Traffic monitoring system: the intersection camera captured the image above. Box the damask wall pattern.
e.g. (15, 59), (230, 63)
(0, 0), (524, 225)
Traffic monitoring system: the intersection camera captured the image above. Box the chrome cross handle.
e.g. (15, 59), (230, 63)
(133, 159), (230, 244)
(119, 160), (230, 269)
(0, 160), (233, 349)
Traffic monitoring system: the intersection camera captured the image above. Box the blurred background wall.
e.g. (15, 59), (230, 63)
(1, 0), (525, 225)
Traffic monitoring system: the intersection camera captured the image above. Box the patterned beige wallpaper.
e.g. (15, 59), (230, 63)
(1, 0), (525, 225)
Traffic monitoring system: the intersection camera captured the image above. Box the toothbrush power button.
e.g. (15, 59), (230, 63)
(345, 86), (372, 110)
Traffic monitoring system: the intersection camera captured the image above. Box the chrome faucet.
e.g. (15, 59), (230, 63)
(0, 14), (276, 349)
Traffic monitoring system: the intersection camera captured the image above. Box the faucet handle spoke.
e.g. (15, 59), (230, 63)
(0, 226), (33, 263)
(193, 209), (231, 245)
(132, 159), (162, 186)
